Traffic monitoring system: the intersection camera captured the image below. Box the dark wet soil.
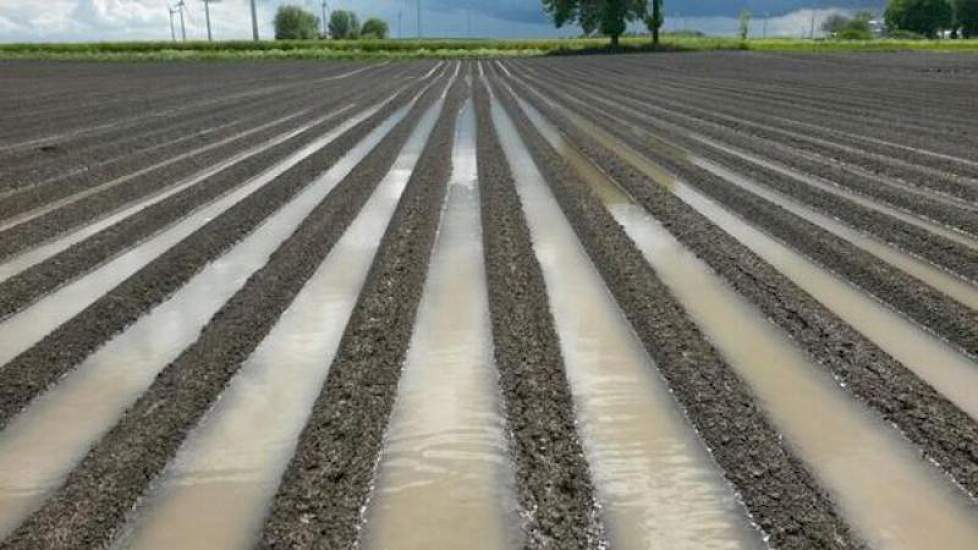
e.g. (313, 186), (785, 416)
(470, 79), (607, 549)
(256, 75), (465, 550)
(502, 64), (978, 507)
(489, 68), (861, 549)
(0, 69), (449, 550)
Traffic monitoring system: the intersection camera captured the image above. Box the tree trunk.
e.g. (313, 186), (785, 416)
(611, 33), (620, 47)
(652, 0), (662, 46)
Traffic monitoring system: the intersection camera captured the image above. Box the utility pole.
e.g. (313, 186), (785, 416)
(762, 13), (768, 38)
(417, 0), (422, 38)
(250, 0), (259, 41)
(168, 6), (177, 41)
(176, 0), (187, 41)
(810, 5), (817, 39)
(398, 11), (403, 39)
(203, 0), (212, 42)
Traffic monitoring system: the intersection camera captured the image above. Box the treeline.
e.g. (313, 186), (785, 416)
(885, 0), (977, 38)
(274, 5), (389, 40)
(541, 0), (978, 45)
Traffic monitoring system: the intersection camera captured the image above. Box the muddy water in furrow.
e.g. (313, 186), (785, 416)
(689, 135), (978, 252)
(108, 97), (446, 550)
(0, 100), (416, 538)
(0, 109), (311, 233)
(0, 99), (390, 368)
(508, 66), (978, 248)
(0, 107), (355, 284)
(490, 88), (762, 550)
(692, 158), (978, 308)
(516, 83), (978, 420)
(513, 72), (978, 296)
(517, 96), (978, 549)
(361, 102), (515, 550)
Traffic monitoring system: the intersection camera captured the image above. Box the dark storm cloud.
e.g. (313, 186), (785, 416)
(426, 0), (883, 20)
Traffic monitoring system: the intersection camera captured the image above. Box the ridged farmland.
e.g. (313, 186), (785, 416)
(0, 53), (976, 549)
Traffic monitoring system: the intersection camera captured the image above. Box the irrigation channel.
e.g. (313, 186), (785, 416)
(0, 54), (976, 549)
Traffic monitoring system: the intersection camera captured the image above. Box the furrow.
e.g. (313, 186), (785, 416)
(0, 71), (417, 316)
(0, 67), (447, 550)
(499, 62), (978, 503)
(256, 69), (466, 550)
(0, 63), (386, 158)
(506, 67), (978, 361)
(360, 99), (517, 550)
(552, 62), (978, 202)
(0, 68), (409, 262)
(0, 75), (433, 428)
(509, 67), (978, 300)
(107, 75), (448, 550)
(499, 75), (978, 550)
(486, 76), (771, 549)
(521, 62), (978, 235)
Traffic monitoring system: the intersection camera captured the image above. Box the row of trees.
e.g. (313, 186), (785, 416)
(885, 0), (978, 38)
(273, 5), (389, 40)
(541, 0), (978, 45)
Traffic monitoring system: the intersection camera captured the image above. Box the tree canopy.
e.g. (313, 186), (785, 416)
(542, 0), (649, 46)
(953, 0), (978, 37)
(328, 10), (361, 39)
(274, 5), (320, 40)
(361, 17), (390, 39)
(644, 0), (664, 44)
(885, 0), (953, 37)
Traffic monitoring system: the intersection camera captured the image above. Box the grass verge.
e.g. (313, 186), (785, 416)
(2, 36), (977, 61)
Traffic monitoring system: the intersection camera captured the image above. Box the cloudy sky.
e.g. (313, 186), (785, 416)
(0, 0), (885, 43)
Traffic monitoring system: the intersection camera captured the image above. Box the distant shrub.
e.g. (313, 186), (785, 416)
(838, 27), (874, 39)
(274, 5), (320, 40)
(886, 28), (927, 38)
(361, 18), (390, 39)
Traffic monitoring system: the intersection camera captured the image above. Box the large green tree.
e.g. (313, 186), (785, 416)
(885, 0), (953, 38)
(361, 17), (390, 39)
(274, 5), (320, 40)
(328, 10), (361, 39)
(543, 0), (648, 46)
(644, 0), (664, 45)
(953, 0), (978, 37)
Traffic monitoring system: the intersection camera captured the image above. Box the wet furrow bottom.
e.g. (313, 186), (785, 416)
(361, 100), (517, 550)
(3, 56), (978, 550)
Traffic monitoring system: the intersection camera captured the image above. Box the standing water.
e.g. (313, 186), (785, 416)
(108, 96), (446, 550)
(512, 78), (978, 420)
(0, 96), (418, 538)
(489, 84), (763, 550)
(512, 91), (978, 550)
(361, 101), (515, 550)
(0, 98), (390, 367)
